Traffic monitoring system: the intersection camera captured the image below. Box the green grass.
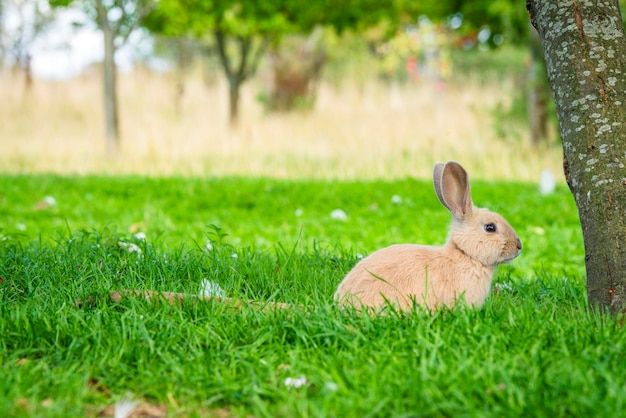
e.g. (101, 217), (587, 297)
(2, 174), (620, 418)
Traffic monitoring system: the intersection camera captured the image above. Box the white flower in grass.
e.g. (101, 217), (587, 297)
(294, 208), (303, 217)
(15, 223), (26, 231)
(356, 253), (364, 260)
(205, 239), (213, 251)
(330, 209), (348, 221)
(284, 375), (307, 388)
(539, 169), (556, 195)
(494, 282), (513, 293)
(199, 279), (225, 299)
(118, 241), (142, 256)
(532, 226), (546, 235)
(133, 232), (146, 241)
(391, 194), (403, 204)
(114, 398), (137, 418)
(43, 196), (57, 206)
(231, 253), (238, 259)
(324, 381), (339, 392)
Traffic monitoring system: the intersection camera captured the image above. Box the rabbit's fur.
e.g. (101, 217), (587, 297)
(334, 161), (522, 311)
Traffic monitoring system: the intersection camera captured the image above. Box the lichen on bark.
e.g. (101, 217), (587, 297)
(527, 0), (626, 314)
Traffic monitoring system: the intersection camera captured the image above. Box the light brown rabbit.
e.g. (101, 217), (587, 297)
(334, 161), (522, 312)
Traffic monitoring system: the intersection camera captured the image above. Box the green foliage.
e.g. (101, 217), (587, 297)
(257, 30), (326, 113)
(49, 0), (155, 40)
(448, 46), (559, 144)
(393, 0), (529, 44)
(147, 0), (407, 40)
(146, 0), (288, 38)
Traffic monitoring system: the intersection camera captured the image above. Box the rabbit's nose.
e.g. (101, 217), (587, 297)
(516, 238), (522, 250)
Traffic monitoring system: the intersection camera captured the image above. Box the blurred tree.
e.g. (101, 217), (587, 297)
(170, 37), (195, 114)
(2, 0), (55, 90)
(528, 0), (626, 315)
(0, 1), (4, 66)
(50, 0), (156, 155)
(260, 28), (326, 112)
(439, 0), (553, 145)
(432, 0), (625, 145)
(146, 0), (294, 127)
(145, 0), (406, 126)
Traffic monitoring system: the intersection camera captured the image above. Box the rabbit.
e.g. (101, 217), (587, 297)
(334, 161), (522, 312)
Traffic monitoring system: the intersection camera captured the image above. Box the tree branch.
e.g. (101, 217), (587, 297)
(245, 35), (273, 80)
(235, 35), (251, 83)
(215, 29), (234, 84)
(113, 0), (156, 46)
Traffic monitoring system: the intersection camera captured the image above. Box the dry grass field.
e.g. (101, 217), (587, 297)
(0, 68), (563, 181)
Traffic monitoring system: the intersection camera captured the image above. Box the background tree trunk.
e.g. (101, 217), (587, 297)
(101, 23), (120, 155)
(174, 37), (190, 115)
(228, 82), (240, 127)
(527, 23), (550, 144)
(527, 0), (626, 314)
(214, 30), (270, 127)
(97, 0), (120, 155)
(262, 29), (326, 113)
(0, 2), (4, 66)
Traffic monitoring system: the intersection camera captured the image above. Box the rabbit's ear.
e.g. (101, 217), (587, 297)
(433, 161), (473, 218)
(433, 163), (448, 208)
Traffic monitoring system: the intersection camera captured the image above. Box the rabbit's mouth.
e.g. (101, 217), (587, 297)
(501, 250), (521, 264)
(500, 238), (522, 263)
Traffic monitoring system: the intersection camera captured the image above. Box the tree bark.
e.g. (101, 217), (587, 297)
(527, 0), (626, 314)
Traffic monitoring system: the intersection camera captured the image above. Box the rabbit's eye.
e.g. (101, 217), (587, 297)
(484, 223), (497, 233)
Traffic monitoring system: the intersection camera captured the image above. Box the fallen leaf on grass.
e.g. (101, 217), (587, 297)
(128, 222), (146, 233)
(14, 397), (30, 412)
(485, 383), (507, 395)
(207, 408), (237, 418)
(33, 196), (57, 210)
(88, 377), (111, 397)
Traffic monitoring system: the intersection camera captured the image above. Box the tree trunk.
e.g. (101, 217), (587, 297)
(215, 30), (245, 127)
(20, 53), (33, 97)
(214, 30), (271, 127)
(228, 82), (240, 127)
(527, 0), (626, 315)
(103, 25), (119, 155)
(174, 37), (189, 115)
(264, 29), (326, 112)
(97, 0), (120, 155)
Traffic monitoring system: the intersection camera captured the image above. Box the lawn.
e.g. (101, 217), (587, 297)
(3, 174), (624, 418)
